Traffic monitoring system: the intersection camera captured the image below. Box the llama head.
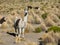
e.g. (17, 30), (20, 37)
(27, 6), (32, 9)
(24, 7), (28, 16)
(2, 17), (6, 22)
(0, 17), (6, 24)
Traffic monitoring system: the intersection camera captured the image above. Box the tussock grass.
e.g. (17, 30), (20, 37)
(26, 23), (35, 32)
(46, 43), (57, 45)
(24, 41), (37, 45)
(0, 39), (5, 44)
(40, 23), (47, 31)
(7, 28), (15, 33)
(25, 28), (29, 33)
(39, 31), (60, 45)
(45, 17), (56, 27)
(1, 22), (8, 29)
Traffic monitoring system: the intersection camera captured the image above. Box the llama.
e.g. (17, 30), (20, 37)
(34, 7), (39, 9)
(0, 17), (6, 27)
(27, 6), (32, 9)
(14, 7), (28, 42)
(19, 7), (28, 38)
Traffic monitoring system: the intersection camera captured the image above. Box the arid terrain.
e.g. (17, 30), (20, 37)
(0, 0), (60, 45)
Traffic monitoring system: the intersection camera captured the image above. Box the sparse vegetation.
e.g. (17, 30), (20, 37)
(48, 26), (60, 32)
(30, 0), (33, 2)
(25, 41), (37, 45)
(42, 13), (48, 19)
(0, 0), (60, 45)
(34, 27), (42, 33)
(39, 31), (60, 45)
(0, 40), (4, 44)
(9, 8), (14, 11)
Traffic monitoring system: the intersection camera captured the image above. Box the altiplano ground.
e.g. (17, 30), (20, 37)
(0, 28), (44, 45)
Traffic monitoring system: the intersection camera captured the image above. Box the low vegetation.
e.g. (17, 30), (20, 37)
(25, 41), (37, 45)
(42, 13), (48, 19)
(0, 0), (60, 45)
(39, 31), (60, 45)
(48, 26), (60, 32)
(34, 27), (42, 33)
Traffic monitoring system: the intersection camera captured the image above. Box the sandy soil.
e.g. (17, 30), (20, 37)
(0, 28), (43, 45)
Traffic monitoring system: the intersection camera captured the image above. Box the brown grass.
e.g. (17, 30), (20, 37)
(1, 22), (8, 28)
(39, 31), (60, 45)
(0, 39), (5, 44)
(24, 41), (37, 45)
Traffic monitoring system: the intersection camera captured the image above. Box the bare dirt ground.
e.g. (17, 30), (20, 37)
(0, 28), (43, 45)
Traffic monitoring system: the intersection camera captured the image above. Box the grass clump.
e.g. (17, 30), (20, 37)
(30, 0), (33, 2)
(42, 13), (48, 19)
(9, 8), (14, 11)
(0, 40), (4, 44)
(48, 26), (60, 32)
(34, 27), (42, 33)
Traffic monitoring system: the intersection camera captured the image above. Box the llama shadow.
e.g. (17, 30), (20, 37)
(7, 32), (16, 37)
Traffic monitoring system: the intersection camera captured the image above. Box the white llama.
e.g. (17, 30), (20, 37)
(14, 7), (28, 40)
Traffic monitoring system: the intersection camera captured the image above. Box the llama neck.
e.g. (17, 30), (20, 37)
(24, 13), (28, 22)
(24, 8), (28, 22)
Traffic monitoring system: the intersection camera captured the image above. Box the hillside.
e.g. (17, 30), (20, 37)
(0, 0), (60, 45)
(0, 0), (60, 31)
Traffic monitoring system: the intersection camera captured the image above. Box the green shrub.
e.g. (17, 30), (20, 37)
(30, 0), (33, 2)
(9, 8), (14, 11)
(48, 26), (60, 32)
(42, 13), (48, 19)
(34, 27), (42, 33)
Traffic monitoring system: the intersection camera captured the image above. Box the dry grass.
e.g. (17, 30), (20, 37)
(39, 31), (60, 45)
(0, 0), (60, 31)
(26, 23), (35, 32)
(0, 0), (59, 45)
(46, 43), (57, 45)
(25, 28), (29, 33)
(40, 23), (47, 31)
(0, 38), (5, 44)
(24, 41), (37, 45)
(49, 14), (60, 23)
(7, 28), (15, 33)
(45, 17), (56, 27)
(1, 22), (9, 28)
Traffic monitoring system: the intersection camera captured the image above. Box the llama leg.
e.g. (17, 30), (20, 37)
(18, 28), (21, 38)
(15, 28), (20, 43)
(22, 28), (25, 38)
(21, 28), (26, 41)
(15, 28), (22, 43)
(15, 28), (18, 37)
